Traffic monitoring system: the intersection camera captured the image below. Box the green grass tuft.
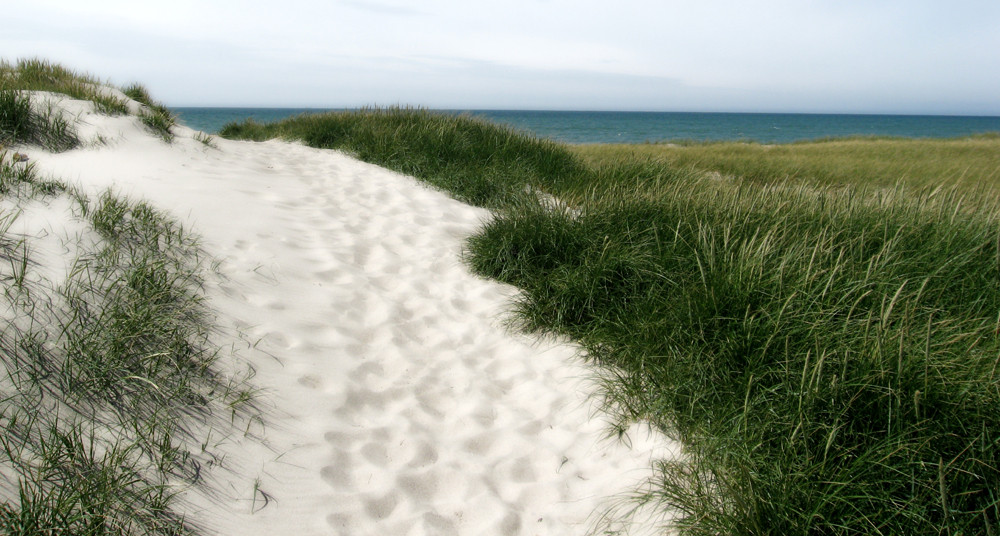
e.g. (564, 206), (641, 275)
(123, 83), (176, 143)
(0, 151), (67, 196)
(193, 132), (217, 149)
(0, 88), (80, 152)
(137, 110), (175, 143)
(124, 83), (175, 139)
(0, 87), (33, 143)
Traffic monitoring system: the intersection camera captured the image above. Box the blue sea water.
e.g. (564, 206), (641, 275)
(172, 107), (1000, 145)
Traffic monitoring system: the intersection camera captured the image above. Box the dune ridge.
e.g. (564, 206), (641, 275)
(15, 92), (676, 535)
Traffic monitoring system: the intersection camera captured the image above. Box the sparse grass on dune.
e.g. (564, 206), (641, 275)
(223, 108), (1000, 534)
(123, 83), (177, 143)
(1, 58), (177, 147)
(1, 64), (258, 535)
(571, 134), (1000, 193)
(1, 151), (260, 535)
(1, 58), (130, 116)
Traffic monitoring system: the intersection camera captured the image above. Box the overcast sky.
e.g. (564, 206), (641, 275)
(4, 0), (999, 114)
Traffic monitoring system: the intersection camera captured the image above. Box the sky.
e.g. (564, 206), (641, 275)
(4, 0), (1000, 115)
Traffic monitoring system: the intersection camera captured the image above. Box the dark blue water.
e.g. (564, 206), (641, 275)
(172, 107), (1000, 145)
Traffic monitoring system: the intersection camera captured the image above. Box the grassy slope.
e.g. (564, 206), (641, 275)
(0, 58), (130, 117)
(469, 181), (1000, 535)
(0, 58), (176, 145)
(222, 110), (1000, 535)
(1, 60), (254, 535)
(218, 108), (585, 208)
(571, 135), (1000, 193)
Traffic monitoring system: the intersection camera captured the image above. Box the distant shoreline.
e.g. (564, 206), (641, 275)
(173, 107), (1000, 145)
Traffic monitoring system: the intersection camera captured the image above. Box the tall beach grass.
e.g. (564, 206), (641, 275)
(468, 180), (1000, 534)
(223, 109), (1000, 534)
(1, 86), (79, 152)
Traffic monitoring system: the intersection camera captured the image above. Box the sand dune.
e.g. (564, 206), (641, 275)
(25, 94), (677, 535)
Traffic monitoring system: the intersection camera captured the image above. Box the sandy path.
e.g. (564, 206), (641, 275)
(30, 96), (675, 535)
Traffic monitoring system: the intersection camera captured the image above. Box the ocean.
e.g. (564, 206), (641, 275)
(172, 108), (1000, 145)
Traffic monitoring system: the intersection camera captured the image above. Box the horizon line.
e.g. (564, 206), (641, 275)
(167, 106), (1000, 118)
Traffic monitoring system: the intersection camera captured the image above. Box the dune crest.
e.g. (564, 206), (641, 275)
(26, 94), (677, 535)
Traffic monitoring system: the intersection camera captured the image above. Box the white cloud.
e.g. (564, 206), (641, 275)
(4, 0), (999, 113)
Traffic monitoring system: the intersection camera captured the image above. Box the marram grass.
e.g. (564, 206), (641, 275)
(1, 58), (130, 116)
(467, 180), (1000, 535)
(1, 58), (177, 148)
(123, 83), (176, 142)
(1, 152), (260, 534)
(1, 68), (260, 535)
(224, 107), (1000, 535)
(0, 86), (79, 152)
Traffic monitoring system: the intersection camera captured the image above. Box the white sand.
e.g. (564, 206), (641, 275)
(21, 94), (678, 535)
